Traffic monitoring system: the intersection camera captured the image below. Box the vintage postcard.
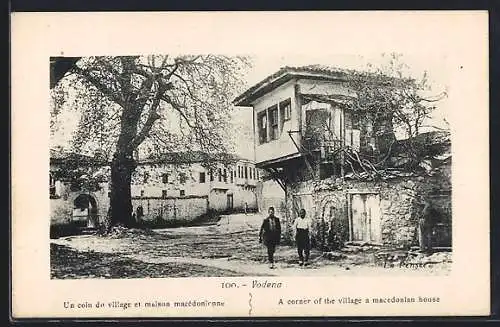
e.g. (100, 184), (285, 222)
(11, 11), (490, 319)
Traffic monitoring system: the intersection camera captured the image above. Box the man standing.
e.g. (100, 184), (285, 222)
(293, 209), (313, 266)
(419, 199), (433, 252)
(259, 207), (281, 269)
(135, 205), (144, 225)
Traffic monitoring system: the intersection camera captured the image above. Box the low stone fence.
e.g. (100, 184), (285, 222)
(131, 195), (209, 223)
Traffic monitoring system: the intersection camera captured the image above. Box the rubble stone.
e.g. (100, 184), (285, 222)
(324, 251), (347, 261)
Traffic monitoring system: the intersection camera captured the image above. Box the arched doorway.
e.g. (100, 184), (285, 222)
(72, 194), (99, 228)
(319, 196), (348, 250)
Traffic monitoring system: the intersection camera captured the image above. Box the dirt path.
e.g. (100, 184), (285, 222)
(122, 253), (450, 277)
(51, 213), (451, 278)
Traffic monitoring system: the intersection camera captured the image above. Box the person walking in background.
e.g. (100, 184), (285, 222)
(136, 205), (144, 224)
(293, 209), (313, 266)
(259, 207), (281, 269)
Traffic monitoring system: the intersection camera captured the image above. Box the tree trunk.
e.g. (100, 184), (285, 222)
(109, 154), (136, 228)
(374, 112), (397, 161)
(109, 106), (141, 228)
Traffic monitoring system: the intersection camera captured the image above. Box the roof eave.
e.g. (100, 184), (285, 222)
(233, 71), (349, 107)
(233, 74), (294, 107)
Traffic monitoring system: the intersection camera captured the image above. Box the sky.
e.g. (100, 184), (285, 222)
(51, 53), (450, 161)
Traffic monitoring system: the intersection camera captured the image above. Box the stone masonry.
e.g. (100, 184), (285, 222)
(283, 160), (451, 250)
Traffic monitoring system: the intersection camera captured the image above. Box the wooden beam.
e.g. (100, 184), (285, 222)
(267, 167), (286, 192)
(347, 193), (353, 241)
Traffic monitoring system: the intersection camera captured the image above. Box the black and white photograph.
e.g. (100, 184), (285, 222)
(11, 11), (489, 318)
(49, 52), (452, 279)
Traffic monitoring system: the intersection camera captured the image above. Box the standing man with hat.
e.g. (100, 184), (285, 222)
(259, 207), (281, 269)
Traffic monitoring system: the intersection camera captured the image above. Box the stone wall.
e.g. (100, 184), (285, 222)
(208, 189), (229, 212)
(232, 187), (258, 211)
(256, 180), (286, 216)
(284, 162), (452, 250)
(50, 182), (109, 226)
(286, 178), (420, 248)
(131, 196), (208, 222)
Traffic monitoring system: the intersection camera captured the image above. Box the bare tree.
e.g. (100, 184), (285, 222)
(51, 55), (251, 228)
(345, 53), (448, 174)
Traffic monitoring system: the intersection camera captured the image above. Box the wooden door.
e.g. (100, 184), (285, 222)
(350, 193), (382, 243)
(226, 194), (233, 211)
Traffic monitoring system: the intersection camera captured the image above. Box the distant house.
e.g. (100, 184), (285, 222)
(130, 151), (260, 222)
(50, 149), (262, 231)
(49, 149), (110, 232)
(235, 65), (451, 250)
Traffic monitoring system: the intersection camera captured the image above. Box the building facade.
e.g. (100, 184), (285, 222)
(49, 150), (261, 234)
(130, 152), (260, 223)
(234, 65), (452, 250)
(49, 150), (110, 236)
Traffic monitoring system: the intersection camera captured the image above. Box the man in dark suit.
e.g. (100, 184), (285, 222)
(259, 207), (281, 269)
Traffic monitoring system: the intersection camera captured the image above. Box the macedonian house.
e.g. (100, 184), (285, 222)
(234, 65), (451, 251)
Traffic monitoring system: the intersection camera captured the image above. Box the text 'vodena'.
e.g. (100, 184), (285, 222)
(252, 280), (283, 288)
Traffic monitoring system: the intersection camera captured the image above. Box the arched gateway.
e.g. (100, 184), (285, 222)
(72, 193), (99, 228)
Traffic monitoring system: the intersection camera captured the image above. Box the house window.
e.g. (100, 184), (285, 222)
(249, 168), (252, 179)
(162, 190), (167, 198)
(199, 172), (206, 183)
(280, 99), (291, 136)
(245, 166), (248, 179)
(253, 168), (256, 180)
(345, 111), (361, 130)
(257, 112), (267, 144)
(140, 190), (145, 197)
(238, 166), (241, 178)
(179, 173), (187, 184)
(269, 105), (279, 140)
(280, 99), (292, 121)
(218, 168), (222, 182)
(180, 190), (185, 196)
(210, 170), (214, 181)
(352, 112), (360, 129)
(230, 170), (234, 183)
(162, 173), (169, 184)
(223, 169), (227, 183)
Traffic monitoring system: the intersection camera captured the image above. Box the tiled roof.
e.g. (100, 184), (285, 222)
(49, 149), (108, 165)
(139, 151), (250, 165)
(50, 149), (251, 166)
(233, 65), (391, 107)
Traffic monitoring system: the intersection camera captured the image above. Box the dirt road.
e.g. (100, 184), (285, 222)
(51, 213), (452, 279)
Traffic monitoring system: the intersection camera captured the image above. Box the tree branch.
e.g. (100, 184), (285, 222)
(160, 94), (195, 129)
(133, 77), (155, 110)
(73, 66), (125, 107)
(420, 124), (451, 131)
(127, 82), (168, 152)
